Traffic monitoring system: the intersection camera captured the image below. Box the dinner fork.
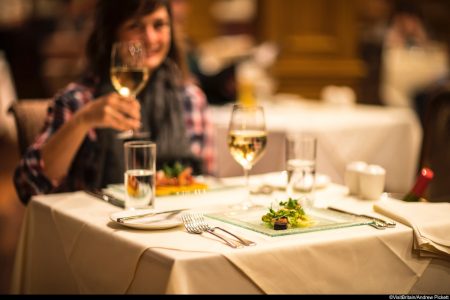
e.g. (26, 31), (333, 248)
(182, 214), (243, 249)
(191, 213), (256, 246)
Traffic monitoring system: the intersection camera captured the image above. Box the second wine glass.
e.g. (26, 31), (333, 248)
(110, 40), (150, 140)
(227, 104), (267, 210)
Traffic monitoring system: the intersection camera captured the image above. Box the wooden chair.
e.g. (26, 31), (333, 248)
(9, 99), (51, 154)
(420, 83), (450, 202)
(0, 99), (49, 293)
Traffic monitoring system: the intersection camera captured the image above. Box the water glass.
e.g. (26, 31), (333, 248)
(124, 141), (156, 210)
(285, 134), (317, 207)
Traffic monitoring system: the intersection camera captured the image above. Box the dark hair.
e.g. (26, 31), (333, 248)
(392, 0), (424, 20)
(86, 0), (185, 80)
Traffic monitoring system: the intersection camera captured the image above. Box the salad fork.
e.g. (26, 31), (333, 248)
(182, 214), (243, 249)
(191, 213), (256, 246)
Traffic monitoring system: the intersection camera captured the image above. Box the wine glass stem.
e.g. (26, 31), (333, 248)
(130, 93), (137, 134)
(244, 167), (251, 204)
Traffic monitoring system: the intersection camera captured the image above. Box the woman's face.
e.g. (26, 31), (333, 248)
(117, 6), (172, 71)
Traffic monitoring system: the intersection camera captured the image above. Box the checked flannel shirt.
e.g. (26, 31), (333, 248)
(14, 80), (215, 204)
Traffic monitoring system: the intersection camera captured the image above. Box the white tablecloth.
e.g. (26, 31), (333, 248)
(210, 98), (422, 193)
(11, 175), (449, 294)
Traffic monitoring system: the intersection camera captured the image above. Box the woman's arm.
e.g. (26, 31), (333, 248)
(14, 83), (141, 204)
(41, 92), (141, 182)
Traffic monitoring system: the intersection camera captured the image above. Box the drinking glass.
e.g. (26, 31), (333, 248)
(124, 141), (156, 210)
(111, 41), (150, 140)
(285, 134), (317, 207)
(227, 104), (267, 210)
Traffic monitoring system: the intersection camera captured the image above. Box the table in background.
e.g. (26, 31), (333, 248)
(11, 175), (449, 294)
(211, 98), (422, 193)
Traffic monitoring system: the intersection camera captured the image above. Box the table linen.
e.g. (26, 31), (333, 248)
(374, 200), (450, 260)
(11, 176), (449, 294)
(210, 98), (422, 193)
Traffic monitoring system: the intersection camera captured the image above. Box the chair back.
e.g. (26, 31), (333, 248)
(420, 84), (450, 202)
(9, 99), (51, 155)
(0, 51), (17, 116)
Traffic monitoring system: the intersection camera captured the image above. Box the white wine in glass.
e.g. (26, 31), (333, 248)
(111, 67), (149, 97)
(110, 41), (150, 139)
(227, 104), (267, 210)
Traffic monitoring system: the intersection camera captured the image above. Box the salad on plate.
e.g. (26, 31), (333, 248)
(262, 198), (314, 230)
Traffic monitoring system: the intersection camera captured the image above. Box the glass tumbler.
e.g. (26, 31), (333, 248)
(124, 141), (156, 210)
(285, 134), (317, 207)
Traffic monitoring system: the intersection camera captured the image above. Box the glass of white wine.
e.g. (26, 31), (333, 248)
(227, 104), (267, 210)
(111, 40), (150, 140)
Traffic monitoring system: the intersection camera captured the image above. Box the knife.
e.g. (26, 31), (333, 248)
(85, 190), (125, 209)
(116, 208), (188, 223)
(328, 207), (396, 228)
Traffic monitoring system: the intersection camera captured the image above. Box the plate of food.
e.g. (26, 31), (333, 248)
(155, 162), (209, 196)
(207, 198), (372, 237)
(104, 162), (210, 198)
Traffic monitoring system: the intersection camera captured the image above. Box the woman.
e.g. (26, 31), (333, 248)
(14, 0), (215, 204)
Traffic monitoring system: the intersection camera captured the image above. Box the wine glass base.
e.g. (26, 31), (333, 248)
(298, 194), (316, 208)
(117, 131), (151, 141)
(229, 201), (265, 212)
(117, 130), (134, 140)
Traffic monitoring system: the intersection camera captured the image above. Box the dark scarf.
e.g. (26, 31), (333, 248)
(68, 60), (198, 191)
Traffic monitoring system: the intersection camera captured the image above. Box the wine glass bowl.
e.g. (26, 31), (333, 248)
(111, 41), (149, 97)
(228, 129), (267, 171)
(227, 104), (267, 210)
(110, 41), (150, 139)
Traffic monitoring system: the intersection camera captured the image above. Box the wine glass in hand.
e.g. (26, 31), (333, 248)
(111, 41), (150, 139)
(227, 104), (267, 210)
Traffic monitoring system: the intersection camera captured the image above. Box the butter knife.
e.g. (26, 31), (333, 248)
(328, 207), (396, 228)
(116, 208), (188, 223)
(85, 190), (125, 208)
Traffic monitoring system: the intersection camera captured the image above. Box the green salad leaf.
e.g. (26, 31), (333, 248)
(162, 162), (185, 178)
(262, 198), (313, 229)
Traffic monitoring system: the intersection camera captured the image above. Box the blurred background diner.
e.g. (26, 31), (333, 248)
(1, 0), (449, 294)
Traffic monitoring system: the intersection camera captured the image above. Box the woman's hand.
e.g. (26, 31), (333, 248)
(77, 93), (141, 131)
(41, 92), (141, 183)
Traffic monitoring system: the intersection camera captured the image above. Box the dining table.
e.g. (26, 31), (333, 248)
(210, 96), (422, 194)
(10, 173), (450, 295)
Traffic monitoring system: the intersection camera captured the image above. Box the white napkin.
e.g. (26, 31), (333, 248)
(373, 200), (450, 260)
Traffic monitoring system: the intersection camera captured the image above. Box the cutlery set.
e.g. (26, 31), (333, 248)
(87, 190), (394, 246)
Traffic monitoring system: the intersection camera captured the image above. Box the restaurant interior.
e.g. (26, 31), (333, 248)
(0, 0), (449, 295)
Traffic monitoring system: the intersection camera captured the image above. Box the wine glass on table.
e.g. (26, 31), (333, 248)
(227, 104), (267, 210)
(110, 40), (150, 140)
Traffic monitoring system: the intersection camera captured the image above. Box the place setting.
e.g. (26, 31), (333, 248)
(102, 140), (181, 230)
(104, 104), (397, 243)
(102, 138), (250, 240)
(209, 130), (398, 237)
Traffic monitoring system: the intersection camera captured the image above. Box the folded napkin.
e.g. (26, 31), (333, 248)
(373, 200), (450, 260)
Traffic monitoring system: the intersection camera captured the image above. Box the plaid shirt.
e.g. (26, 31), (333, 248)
(14, 81), (215, 204)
